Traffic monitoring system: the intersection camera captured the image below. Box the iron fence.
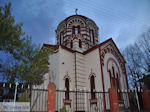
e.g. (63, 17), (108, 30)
(56, 90), (145, 112)
(0, 83), (146, 112)
(118, 91), (144, 112)
(0, 83), (48, 112)
(55, 90), (109, 112)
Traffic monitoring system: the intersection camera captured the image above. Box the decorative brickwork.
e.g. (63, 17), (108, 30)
(100, 44), (125, 74)
(56, 15), (98, 52)
(109, 88), (119, 112)
(47, 83), (56, 112)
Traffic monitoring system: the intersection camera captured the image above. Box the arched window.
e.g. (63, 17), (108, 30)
(112, 67), (115, 77)
(116, 73), (120, 90)
(72, 26), (75, 34)
(109, 68), (122, 100)
(90, 30), (95, 44)
(60, 32), (63, 45)
(70, 40), (73, 48)
(116, 73), (122, 100)
(108, 70), (112, 87)
(79, 39), (82, 48)
(112, 66), (116, 88)
(90, 75), (96, 99)
(77, 25), (80, 34)
(65, 78), (69, 100)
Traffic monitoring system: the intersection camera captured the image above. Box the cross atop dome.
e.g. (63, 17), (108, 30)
(75, 8), (78, 15)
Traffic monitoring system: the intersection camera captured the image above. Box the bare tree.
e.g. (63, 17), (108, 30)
(123, 29), (150, 88)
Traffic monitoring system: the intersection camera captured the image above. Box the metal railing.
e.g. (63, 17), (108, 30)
(118, 90), (144, 112)
(0, 83), (48, 112)
(0, 83), (146, 112)
(55, 90), (108, 112)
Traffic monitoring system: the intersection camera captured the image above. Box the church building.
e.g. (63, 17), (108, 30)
(43, 14), (129, 111)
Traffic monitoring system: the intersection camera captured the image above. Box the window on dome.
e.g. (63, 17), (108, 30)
(60, 32), (63, 45)
(77, 25), (80, 34)
(72, 26), (75, 34)
(90, 30), (95, 44)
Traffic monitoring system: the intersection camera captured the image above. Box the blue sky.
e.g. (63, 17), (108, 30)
(1, 0), (150, 49)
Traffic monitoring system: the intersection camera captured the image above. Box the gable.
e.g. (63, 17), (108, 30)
(100, 38), (126, 74)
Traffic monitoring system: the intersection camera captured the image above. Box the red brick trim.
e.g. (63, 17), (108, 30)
(63, 74), (71, 82)
(99, 47), (106, 110)
(88, 72), (96, 79)
(106, 58), (120, 76)
(100, 44), (126, 74)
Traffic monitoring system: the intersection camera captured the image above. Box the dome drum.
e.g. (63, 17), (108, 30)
(56, 15), (99, 52)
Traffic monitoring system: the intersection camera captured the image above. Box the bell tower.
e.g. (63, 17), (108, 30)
(56, 15), (99, 52)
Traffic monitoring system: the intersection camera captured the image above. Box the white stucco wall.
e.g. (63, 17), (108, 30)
(58, 47), (75, 90)
(48, 41), (129, 111)
(49, 49), (60, 89)
(85, 48), (103, 92)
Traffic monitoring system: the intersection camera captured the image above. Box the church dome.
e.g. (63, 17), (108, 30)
(56, 15), (99, 52)
(64, 15), (89, 21)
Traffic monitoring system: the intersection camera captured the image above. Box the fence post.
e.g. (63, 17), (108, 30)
(47, 83), (56, 112)
(142, 89), (150, 111)
(109, 88), (119, 112)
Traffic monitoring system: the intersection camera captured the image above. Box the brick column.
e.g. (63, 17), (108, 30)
(142, 89), (150, 111)
(109, 88), (119, 112)
(47, 83), (56, 112)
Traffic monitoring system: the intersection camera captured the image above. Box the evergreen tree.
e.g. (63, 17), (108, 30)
(0, 3), (52, 85)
